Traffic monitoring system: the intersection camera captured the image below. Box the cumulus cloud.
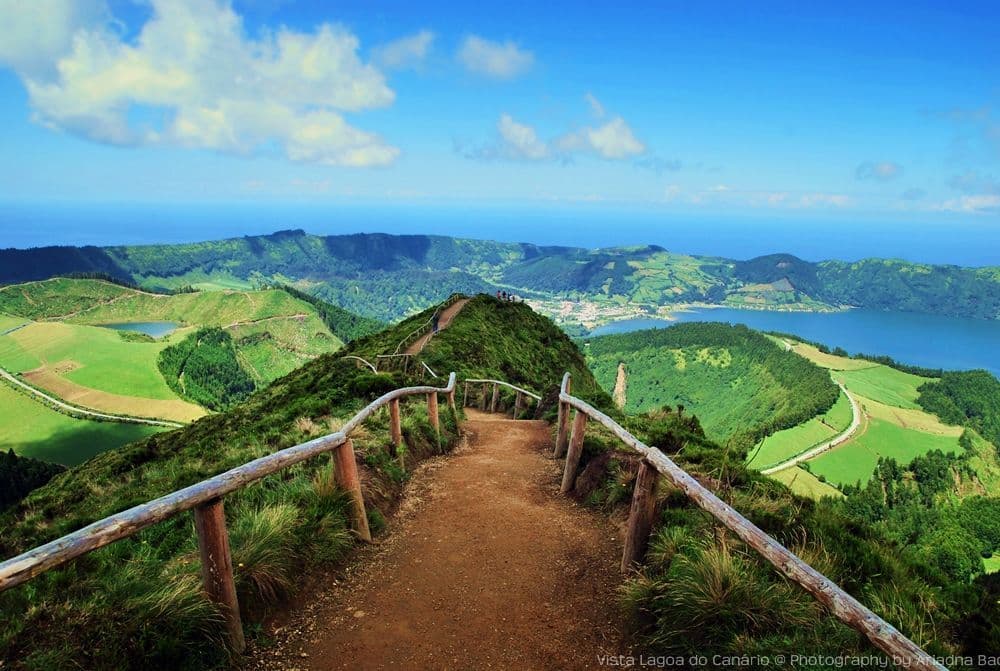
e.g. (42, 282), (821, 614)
(497, 114), (549, 160)
(0, 0), (400, 166)
(457, 35), (533, 79)
(465, 110), (646, 163)
(856, 161), (903, 181)
(372, 30), (434, 70)
(0, 0), (106, 78)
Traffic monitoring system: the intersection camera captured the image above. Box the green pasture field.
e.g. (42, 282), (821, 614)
(747, 391), (853, 469)
(808, 418), (963, 487)
(0, 321), (188, 400)
(984, 555), (1000, 574)
(0, 383), (165, 465)
(767, 466), (844, 500)
(0, 314), (27, 332)
(832, 365), (931, 409)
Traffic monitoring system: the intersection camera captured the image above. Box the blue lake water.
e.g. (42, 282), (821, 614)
(588, 309), (1000, 376)
(101, 322), (179, 338)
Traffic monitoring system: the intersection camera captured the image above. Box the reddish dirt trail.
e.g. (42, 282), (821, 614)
(252, 410), (626, 670)
(404, 298), (470, 355)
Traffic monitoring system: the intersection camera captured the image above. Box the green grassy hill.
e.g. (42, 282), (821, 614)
(0, 294), (995, 666)
(585, 322), (838, 449)
(0, 279), (380, 465)
(0, 294), (609, 670)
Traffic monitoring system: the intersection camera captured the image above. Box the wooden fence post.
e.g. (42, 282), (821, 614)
(479, 383), (488, 410)
(332, 439), (372, 543)
(560, 411), (588, 494)
(514, 391), (523, 418)
(448, 389), (457, 414)
(427, 392), (439, 435)
(554, 377), (572, 458)
(621, 460), (658, 572)
(389, 398), (402, 455)
(463, 382), (469, 408)
(194, 498), (245, 653)
(490, 383), (500, 413)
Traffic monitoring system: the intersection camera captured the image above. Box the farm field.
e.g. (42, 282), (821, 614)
(832, 365), (929, 409)
(0, 321), (191, 399)
(747, 391), (853, 469)
(786, 342), (874, 370)
(0, 313), (27, 332)
(0, 382), (165, 465)
(808, 417), (963, 486)
(767, 466), (843, 499)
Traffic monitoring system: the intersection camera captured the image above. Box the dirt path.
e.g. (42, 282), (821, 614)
(249, 410), (626, 670)
(761, 384), (863, 475)
(613, 362), (628, 409)
(403, 298), (470, 355)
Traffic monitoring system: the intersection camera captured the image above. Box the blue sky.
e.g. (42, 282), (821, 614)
(0, 0), (998, 221)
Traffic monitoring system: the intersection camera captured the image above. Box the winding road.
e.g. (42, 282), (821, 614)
(0, 365), (183, 428)
(760, 383), (862, 475)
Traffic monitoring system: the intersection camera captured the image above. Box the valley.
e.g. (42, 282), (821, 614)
(0, 278), (377, 465)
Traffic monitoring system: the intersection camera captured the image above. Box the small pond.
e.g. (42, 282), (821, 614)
(100, 321), (180, 338)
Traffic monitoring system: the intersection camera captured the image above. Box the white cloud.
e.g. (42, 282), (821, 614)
(372, 30), (434, 70)
(582, 117), (645, 159)
(937, 195), (1000, 214)
(497, 114), (549, 160)
(584, 92), (605, 118)
(0, 0), (399, 167)
(0, 0), (106, 79)
(856, 160), (903, 181)
(472, 111), (646, 163)
(457, 35), (533, 79)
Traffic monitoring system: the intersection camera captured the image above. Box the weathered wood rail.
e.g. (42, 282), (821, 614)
(0, 372), (459, 654)
(554, 372), (946, 671)
(461, 378), (541, 417)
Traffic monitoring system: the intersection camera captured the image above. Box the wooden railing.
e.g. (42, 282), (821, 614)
(462, 378), (541, 417)
(554, 372), (945, 671)
(0, 373), (458, 654)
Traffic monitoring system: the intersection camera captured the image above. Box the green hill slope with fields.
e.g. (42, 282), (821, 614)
(0, 279), (379, 465)
(585, 322), (838, 449)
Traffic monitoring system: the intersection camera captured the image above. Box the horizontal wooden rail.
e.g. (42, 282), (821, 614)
(0, 372), (457, 652)
(463, 379), (541, 401)
(556, 373), (945, 671)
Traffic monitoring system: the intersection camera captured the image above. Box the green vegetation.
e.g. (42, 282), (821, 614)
(809, 418), (962, 487)
(577, 406), (970, 662)
(767, 466), (843, 499)
(158, 328), (256, 411)
(918, 370), (1000, 450)
(833, 365), (929, 409)
(0, 382), (165, 465)
(0, 449), (65, 511)
(4, 231), (999, 326)
(748, 391), (852, 469)
(0, 321), (185, 400)
(585, 322), (837, 449)
(0, 293), (606, 670)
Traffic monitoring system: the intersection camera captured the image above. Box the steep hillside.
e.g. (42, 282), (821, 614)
(3, 231), (999, 324)
(0, 294), (609, 670)
(585, 322), (837, 449)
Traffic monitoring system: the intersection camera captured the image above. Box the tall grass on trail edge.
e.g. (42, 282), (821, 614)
(575, 407), (965, 663)
(0, 376), (461, 670)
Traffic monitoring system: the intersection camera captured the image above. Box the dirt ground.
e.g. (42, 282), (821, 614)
(245, 409), (628, 671)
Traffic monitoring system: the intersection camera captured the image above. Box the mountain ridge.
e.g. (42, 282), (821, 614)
(2, 230), (999, 323)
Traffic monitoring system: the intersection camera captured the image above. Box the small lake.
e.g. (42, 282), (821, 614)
(101, 321), (180, 338)
(588, 308), (1000, 376)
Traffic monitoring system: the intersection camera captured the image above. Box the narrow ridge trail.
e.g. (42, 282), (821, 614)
(403, 298), (470, 355)
(250, 410), (627, 670)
